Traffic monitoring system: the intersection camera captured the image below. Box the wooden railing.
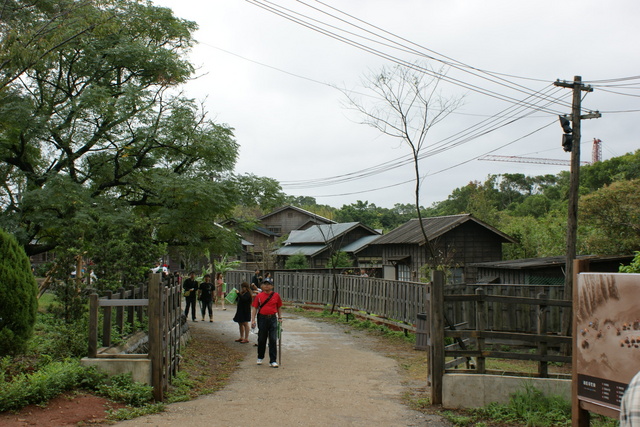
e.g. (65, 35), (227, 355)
(443, 283), (566, 334)
(87, 274), (183, 400)
(442, 288), (572, 376)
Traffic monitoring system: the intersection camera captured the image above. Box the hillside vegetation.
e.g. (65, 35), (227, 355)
(285, 150), (640, 259)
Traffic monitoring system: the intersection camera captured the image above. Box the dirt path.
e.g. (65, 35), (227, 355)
(115, 308), (451, 427)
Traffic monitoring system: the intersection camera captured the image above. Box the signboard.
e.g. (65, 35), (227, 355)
(576, 273), (640, 411)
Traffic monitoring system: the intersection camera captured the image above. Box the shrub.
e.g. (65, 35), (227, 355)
(620, 251), (640, 273)
(0, 228), (38, 356)
(284, 254), (309, 269)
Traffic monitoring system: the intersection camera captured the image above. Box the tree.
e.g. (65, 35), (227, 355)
(619, 251), (640, 273)
(0, 228), (38, 355)
(325, 251), (352, 269)
(579, 179), (640, 255)
(0, 0), (285, 281)
(284, 254), (309, 270)
(343, 62), (462, 273)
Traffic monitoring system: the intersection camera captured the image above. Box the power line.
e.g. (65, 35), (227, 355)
(245, 0), (572, 115)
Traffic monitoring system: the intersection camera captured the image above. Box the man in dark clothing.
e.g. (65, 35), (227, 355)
(250, 269), (261, 289)
(250, 280), (283, 368)
(198, 274), (215, 322)
(183, 271), (199, 321)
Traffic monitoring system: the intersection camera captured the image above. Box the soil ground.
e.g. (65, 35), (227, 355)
(0, 392), (126, 426)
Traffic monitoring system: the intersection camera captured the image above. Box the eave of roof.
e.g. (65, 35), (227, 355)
(258, 205), (335, 224)
(340, 235), (381, 253)
(470, 254), (635, 270)
(273, 245), (327, 257)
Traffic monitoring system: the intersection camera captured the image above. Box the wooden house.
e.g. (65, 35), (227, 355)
(222, 205), (335, 270)
(371, 214), (516, 283)
(273, 222), (381, 268)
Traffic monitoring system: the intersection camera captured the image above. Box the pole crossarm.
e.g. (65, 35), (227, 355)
(554, 79), (594, 92)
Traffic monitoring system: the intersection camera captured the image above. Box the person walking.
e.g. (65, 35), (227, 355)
(251, 269), (261, 289)
(198, 274), (215, 322)
(183, 272), (199, 322)
(233, 282), (253, 343)
(250, 280), (283, 368)
(215, 272), (226, 310)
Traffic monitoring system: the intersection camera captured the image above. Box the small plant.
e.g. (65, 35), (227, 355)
(441, 410), (475, 426)
(165, 371), (194, 403)
(96, 373), (154, 407)
(107, 402), (165, 421)
(473, 383), (571, 426)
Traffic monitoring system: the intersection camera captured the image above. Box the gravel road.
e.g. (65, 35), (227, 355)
(114, 308), (451, 427)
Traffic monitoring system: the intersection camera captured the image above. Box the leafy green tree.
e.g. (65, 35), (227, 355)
(335, 201), (382, 229)
(284, 254), (309, 270)
(0, 228), (38, 355)
(500, 211), (567, 259)
(579, 179), (640, 255)
(325, 251), (352, 269)
(0, 0), (285, 277)
(581, 150), (640, 192)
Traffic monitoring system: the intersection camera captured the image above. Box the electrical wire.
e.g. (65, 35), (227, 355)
(245, 0), (573, 115)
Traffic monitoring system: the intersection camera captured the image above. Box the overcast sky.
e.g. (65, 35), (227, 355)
(153, 0), (640, 209)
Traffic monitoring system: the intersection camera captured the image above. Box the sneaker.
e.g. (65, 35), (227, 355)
(270, 362), (279, 368)
(257, 359), (263, 365)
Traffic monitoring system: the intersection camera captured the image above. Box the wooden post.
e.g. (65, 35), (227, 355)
(102, 290), (112, 347)
(116, 287), (125, 333)
(476, 288), (486, 374)
(429, 271), (444, 405)
(572, 258), (591, 427)
(88, 293), (98, 358)
(537, 292), (549, 378)
(127, 285), (135, 325)
(148, 273), (163, 401)
(137, 282), (145, 323)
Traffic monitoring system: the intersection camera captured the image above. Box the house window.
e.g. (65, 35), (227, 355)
(397, 264), (411, 282)
(267, 226), (281, 234)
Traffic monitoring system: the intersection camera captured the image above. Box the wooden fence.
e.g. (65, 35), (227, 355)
(226, 270), (568, 333)
(88, 273), (183, 400)
(225, 270), (428, 326)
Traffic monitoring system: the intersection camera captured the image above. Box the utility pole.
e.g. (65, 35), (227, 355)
(553, 76), (601, 338)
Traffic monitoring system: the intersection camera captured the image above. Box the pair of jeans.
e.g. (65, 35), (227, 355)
(201, 299), (213, 318)
(257, 315), (278, 363)
(184, 298), (197, 320)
